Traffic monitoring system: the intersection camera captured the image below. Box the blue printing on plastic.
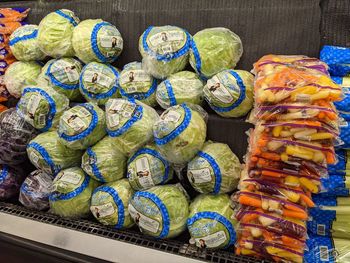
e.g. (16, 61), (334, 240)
(208, 70), (246, 113)
(119, 78), (157, 101)
(91, 21), (118, 63)
(164, 79), (177, 106)
(340, 124), (350, 148)
(190, 38), (203, 78)
(133, 191), (170, 238)
(128, 147), (170, 184)
(27, 142), (59, 175)
(49, 175), (90, 201)
(86, 147), (106, 183)
(320, 45), (350, 77)
(304, 235), (335, 263)
(197, 151), (221, 194)
(93, 185), (125, 229)
(187, 211), (236, 248)
(107, 103), (143, 137)
(19, 87), (57, 132)
(55, 10), (78, 27)
(46, 60), (79, 91)
(58, 103), (98, 142)
(9, 29), (37, 46)
(0, 164), (8, 183)
(312, 195), (338, 206)
(154, 104), (191, 145)
(328, 150), (346, 174)
(142, 26), (191, 62)
(80, 64), (119, 99)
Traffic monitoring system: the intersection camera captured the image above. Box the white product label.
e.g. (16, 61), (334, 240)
(195, 231), (227, 249)
(36, 173), (52, 189)
(317, 224), (326, 236)
(58, 171), (81, 185)
(135, 157), (154, 188)
(128, 204), (159, 233)
(30, 151), (40, 166)
(84, 70), (115, 89)
(120, 69), (151, 85)
(38, 114), (46, 127)
(27, 94), (41, 116)
(149, 30), (184, 47)
(25, 178), (33, 187)
(109, 99), (125, 113)
(188, 168), (212, 184)
(107, 113), (120, 128)
(319, 246), (329, 261)
(63, 113), (86, 132)
(91, 202), (115, 218)
(207, 76), (233, 103)
(100, 35), (123, 49)
(64, 66), (80, 82)
(83, 161), (93, 174)
(163, 110), (181, 123)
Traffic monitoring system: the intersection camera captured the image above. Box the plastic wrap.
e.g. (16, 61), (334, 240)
(0, 164), (24, 200)
(49, 167), (99, 218)
(332, 76), (350, 113)
(139, 25), (191, 79)
(81, 136), (127, 183)
(128, 184), (189, 239)
(204, 69), (253, 117)
(17, 86), (70, 132)
(153, 104), (207, 165)
(19, 170), (53, 211)
(0, 108), (38, 164)
(9, 24), (46, 61)
(58, 103), (106, 150)
(339, 122), (350, 149)
(127, 143), (173, 191)
(27, 131), (83, 176)
(106, 98), (159, 156)
(156, 71), (204, 109)
(79, 62), (120, 105)
(72, 19), (123, 64)
(318, 175), (350, 197)
(90, 179), (134, 228)
(328, 150), (347, 175)
(189, 27), (243, 79)
(37, 9), (79, 58)
(320, 45), (350, 77)
(187, 194), (237, 249)
(4, 61), (42, 98)
(0, 8), (30, 23)
(119, 62), (157, 107)
(187, 141), (241, 194)
(37, 58), (83, 101)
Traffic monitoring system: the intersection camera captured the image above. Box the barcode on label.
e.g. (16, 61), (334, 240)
(319, 246), (329, 261)
(126, 86), (137, 93)
(317, 224), (326, 236)
(38, 114), (46, 126)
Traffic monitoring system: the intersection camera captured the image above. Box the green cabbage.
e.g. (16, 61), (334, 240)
(119, 62), (157, 107)
(127, 143), (173, 190)
(153, 104), (207, 165)
(37, 58), (83, 101)
(9, 25), (46, 61)
(106, 99), (159, 156)
(72, 19), (123, 64)
(37, 9), (79, 58)
(58, 103), (106, 150)
(187, 194), (237, 249)
(128, 184), (189, 238)
(156, 71), (204, 109)
(82, 136), (127, 183)
(90, 179), (134, 228)
(139, 26), (191, 79)
(189, 28), (243, 79)
(187, 141), (241, 194)
(27, 131), (83, 176)
(49, 167), (99, 218)
(79, 62), (120, 105)
(17, 86), (69, 132)
(4, 61), (42, 98)
(203, 70), (254, 118)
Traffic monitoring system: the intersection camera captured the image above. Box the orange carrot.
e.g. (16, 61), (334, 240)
(261, 170), (283, 178)
(300, 194), (315, 207)
(261, 152), (281, 161)
(238, 195), (262, 208)
(283, 209), (308, 220)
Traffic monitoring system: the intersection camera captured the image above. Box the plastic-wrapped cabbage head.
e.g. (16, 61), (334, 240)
(27, 131), (83, 176)
(153, 104), (207, 165)
(90, 179), (134, 228)
(4, 61), (42, 98)
(156, 71), (204, 109)
(9, 24), (46, 61)
(127, 143), (173, 191)
(106, 98), (159, 156)
(0, 164), (25, 200)
(72, 19), (123, 64)
(19, 170), (53, 211)
(139, 25), (191, 79)
(128, 184), (189, 238)
(203, 70), (254, 118)
(37, 9), (79, 58)
(190, 28), (243, 79)
(187, 194), (237, 249)
(0, 108), (38, 165)
(49, 167), (99, 218)
(37, 58), (84, 101)
(79, 62), (120, 105)
(17, 86), (70, 132)
(187, 141), (241, 194)
(119, 62), (157, 107)
(82, 136), (127, 183)
(58, 103), (106, 150)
